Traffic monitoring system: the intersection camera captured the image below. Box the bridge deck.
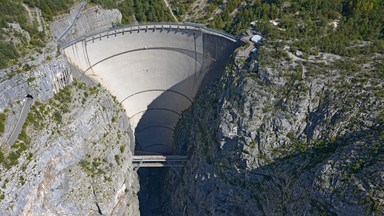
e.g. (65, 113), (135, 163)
(132, 155), (187, 168)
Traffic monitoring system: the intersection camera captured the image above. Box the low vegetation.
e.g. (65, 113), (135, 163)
(90, 0), (173, 24)
(0, 0), (74, 69)
(0, 112), (7, 134)
(0, 41), (19, 69)
(23, 0), (73, 20)
(229, 0), (383, 57)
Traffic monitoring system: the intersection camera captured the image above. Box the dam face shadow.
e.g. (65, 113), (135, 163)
(134, 31), (239, 155)
(135, 35), (238, 215)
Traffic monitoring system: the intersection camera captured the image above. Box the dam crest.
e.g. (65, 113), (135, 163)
(62, 23), (240, 154)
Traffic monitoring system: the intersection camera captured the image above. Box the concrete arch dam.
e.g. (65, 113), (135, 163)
(62, 23), (240, 154)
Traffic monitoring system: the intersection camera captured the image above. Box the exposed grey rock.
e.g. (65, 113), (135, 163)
(163, 45), (384, 215)
(0, 82), (140, 215)
(0, 57), (71, 146)
(0, 4), (138, 215)
(50, 3), (122, 44)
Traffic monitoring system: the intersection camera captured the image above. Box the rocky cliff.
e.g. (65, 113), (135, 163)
(0, 81), (139, 215)
(163, 45), (384, 215)
(0, 54), (140, 215)
(0, 3), (139, 215)
(1, 1), (383, 215)
(50, 2), (122, 44)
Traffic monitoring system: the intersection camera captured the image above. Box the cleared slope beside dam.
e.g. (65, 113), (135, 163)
(62, 23), (240, 154)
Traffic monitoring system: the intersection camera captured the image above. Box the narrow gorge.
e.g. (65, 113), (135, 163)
(0, 1), (383, 215)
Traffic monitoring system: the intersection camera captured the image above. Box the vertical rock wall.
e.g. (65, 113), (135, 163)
(0, 82), (140, 215)
(163, 48), (384, 215)
(0, 3), (140, 215)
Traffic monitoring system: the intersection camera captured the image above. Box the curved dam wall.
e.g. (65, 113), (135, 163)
(62, 23), (239, 154)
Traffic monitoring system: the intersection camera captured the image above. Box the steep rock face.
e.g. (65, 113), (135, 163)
(0, 35), (140, 215)
(0, 4), (139, 214)
(0, 81), (139, 215)
(0, 44), (71, 112)
(50, 3), (122, 43)
(0, 56), (71, 147)
(164, 48), (384, 215)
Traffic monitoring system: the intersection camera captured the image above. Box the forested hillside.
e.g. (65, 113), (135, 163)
(89, 0), (174, 24)
(0, 0), (174, 70)
(23, 0), (73, 20)
(229, 0), (383, 56)
(0, 0), (73, 69)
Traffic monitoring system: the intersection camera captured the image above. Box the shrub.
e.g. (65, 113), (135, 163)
(0, 113), (7, 133)
(79, 160), (88, 169)
(53, 111), (62, 122)
(18, 142), (28, 153)
(30, 38), (45, 47)
(0, 151), (4, 163)
(0, 41), (19, 69)
(120, 145), (125, 153)
(18, 129), (28, 142)
(114, 154), (120, 165)
(27, 152), (33, 160)
(8, 151), (20, 165)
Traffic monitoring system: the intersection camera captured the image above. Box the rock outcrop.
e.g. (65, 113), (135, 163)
(0, 81), (139, 215)
(1, 1), (383, 215)
(0, 3), (139, 215)
(0, 52), (71, 148)
(163, 46), (384, 215)
(50, 2), (122, 44)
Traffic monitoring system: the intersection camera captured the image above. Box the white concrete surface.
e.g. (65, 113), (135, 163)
(63, 23), (238, 154)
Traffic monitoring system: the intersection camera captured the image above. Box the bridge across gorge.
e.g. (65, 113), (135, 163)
(62, 23), (241, 158)
(132, 153), (188, 168)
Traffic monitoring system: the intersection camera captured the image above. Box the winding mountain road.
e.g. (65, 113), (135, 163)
(7, 96), (33, 146)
